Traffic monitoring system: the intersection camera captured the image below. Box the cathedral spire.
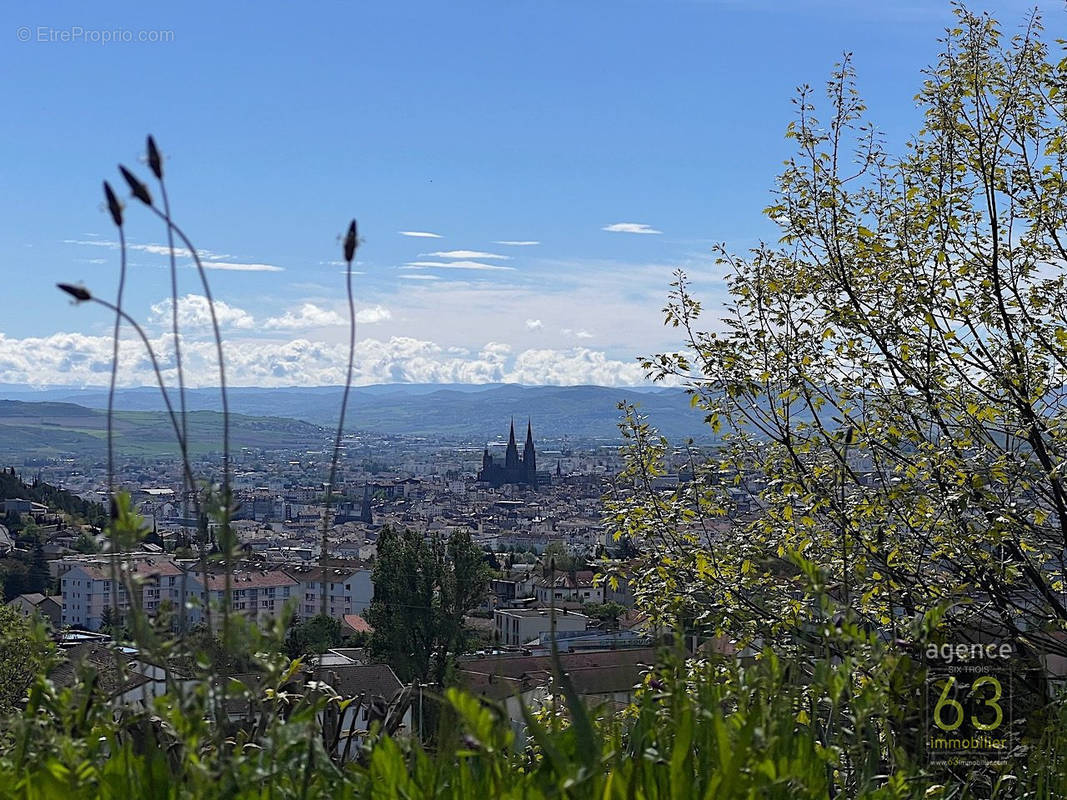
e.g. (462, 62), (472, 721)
(505, 417), (520, 469)
(523, 418), (537, 487)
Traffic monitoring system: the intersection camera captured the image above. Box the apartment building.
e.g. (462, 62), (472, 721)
(60, 554), (184, 630)
(183, 568), (299, 626)
(284, 563), (374, 622)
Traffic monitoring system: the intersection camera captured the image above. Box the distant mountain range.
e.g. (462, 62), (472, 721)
(0, 384), (714, 445)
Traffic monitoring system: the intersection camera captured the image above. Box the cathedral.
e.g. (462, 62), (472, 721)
(478, 419), (540, 489)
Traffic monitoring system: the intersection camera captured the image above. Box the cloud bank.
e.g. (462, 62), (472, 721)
(0, 332), (649, 388)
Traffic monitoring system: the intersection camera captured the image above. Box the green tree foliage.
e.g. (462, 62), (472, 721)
(28, 538), (50, 595)
(72, 531), (100, 554)
(606, 5), (1067, 794)
(285, 614), (344, 659)
(0, 469), (107, 527)
(540, 540), (576, 576)
(0, 604), (51, 715)
(627, 0), (1067, 648)
(367, 527), (491, 685)
(0, 560), (30, 603)
(98, 605), (117, 637)
(582, 601), (626, 631)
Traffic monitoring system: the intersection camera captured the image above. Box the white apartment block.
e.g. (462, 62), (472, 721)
(60, 555), (184, 630)
(59, 554), (379, 631)
(285, 564), (374, 621)
(183, 568), (299, 627)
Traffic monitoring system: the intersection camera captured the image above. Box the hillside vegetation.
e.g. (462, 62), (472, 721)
(0, 400), (327, 459)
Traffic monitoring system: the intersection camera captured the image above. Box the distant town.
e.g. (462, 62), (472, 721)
(0, 411), (725, 738)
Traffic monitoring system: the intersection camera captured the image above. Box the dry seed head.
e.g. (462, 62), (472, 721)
(119, 165), (153, 206)
(147, 135), (163, 180)
(344, 219), (358, 263)
(57, 283), (92, 302)
(103, 181), (124, 227)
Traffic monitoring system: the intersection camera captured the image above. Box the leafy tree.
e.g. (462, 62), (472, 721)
(16, 519), (39, 544)
(608, 6), (1067, 792)
(27, 538), (50, 595)
(540, 540), (576, 576)
(582, 601), (626, 631)
(367, 527), (491, 686)
(0, 560), (30, 602)
(73, 531), (100, 554)
(3, 511), (21, 534)
(98, 605), (118, 637)
(626, 1), (1067, 651)
(0, 604), (50, 715)
(285, 614), (343, 659)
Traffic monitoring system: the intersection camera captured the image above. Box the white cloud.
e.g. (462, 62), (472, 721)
(403, 261), (516, 272)
(601, 222), (662, 235)
(399, 274), (441, 281)
(398, 231), (442, 238)
(422, 250), (510, 260)
(525, 319), (543, 331)
(150, 294), (256, 330)
(562, 328), (594, 339)
(200, 261), (284, 272)
(0, 332), (650, 387)
(65, 239), (281, 271)
(263, 303), (346, 330)
(355, 305), (392, 324)
(495, 241), (539, 246)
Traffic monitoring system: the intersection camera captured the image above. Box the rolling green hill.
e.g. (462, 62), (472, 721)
(0, 400), (327, 460)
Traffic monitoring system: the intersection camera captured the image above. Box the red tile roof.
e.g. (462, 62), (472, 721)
(342, 614), (373, 634)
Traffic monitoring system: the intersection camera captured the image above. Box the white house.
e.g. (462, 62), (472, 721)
(533, 570), (603, 607)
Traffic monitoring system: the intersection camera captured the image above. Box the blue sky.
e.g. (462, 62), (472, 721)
(0, 0), (1056, 386)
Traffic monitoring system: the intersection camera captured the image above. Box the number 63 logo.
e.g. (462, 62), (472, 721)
(932, 675), (1004, 731)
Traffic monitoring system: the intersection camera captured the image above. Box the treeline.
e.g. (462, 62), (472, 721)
(0, 467), (107, 527)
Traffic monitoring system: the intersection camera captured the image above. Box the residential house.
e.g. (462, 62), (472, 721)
(6, 592), (62, 626)
(457, 647), (654, 743)
(534, 570), (603, 607)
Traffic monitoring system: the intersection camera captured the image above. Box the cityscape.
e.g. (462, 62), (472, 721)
(4, 1), (1067, 797)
